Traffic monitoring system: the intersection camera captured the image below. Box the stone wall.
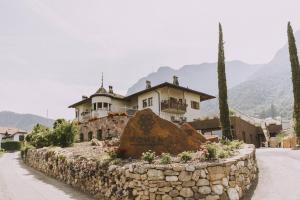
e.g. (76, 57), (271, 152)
(79, 115), (129, 141)
(24, 145), (257, 200)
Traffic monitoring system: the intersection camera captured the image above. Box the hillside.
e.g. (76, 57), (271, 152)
(128, 31), (300, 119)
(127, 61), (262, 96)
(0, 111), (54, 131)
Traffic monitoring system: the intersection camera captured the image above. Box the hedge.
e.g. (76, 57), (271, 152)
(1, 141), (21, 151)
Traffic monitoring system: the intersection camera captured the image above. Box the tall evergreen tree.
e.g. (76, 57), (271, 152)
(217, 23), (233, 140)
(287, 22), (300, 144)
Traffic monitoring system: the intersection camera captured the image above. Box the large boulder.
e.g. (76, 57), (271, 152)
(119, 109), (206, 158)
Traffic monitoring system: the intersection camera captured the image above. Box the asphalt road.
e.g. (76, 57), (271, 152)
(251, 148), (300, 200)
(1, 149), (300, 200)
(0, 152), (94, 200)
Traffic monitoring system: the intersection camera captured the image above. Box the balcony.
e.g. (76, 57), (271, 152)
(161, 99), (187, 114)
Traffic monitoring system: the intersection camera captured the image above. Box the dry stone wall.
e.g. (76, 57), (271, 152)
(24, 145), (257, 200)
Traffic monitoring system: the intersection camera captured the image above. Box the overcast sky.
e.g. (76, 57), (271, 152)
(1, 0), (300, 119)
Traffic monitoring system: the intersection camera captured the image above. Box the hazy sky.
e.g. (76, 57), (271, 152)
(1, 0), (300, 119)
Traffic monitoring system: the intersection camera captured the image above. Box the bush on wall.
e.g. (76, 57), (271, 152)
(25, 120), (78, 149)
(1, 141), (21, 151)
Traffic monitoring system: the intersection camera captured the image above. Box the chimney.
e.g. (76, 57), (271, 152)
(146, 80), (152, 89)
(173, 76), (179, 86)
(109, 86), (113, 93)
(82, 95), (88, 100)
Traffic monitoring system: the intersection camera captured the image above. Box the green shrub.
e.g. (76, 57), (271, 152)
(108, 149), (118, 160)
(26, 121), (78, 148)
(20, 144), (35, 159)
(1, 141), (21, 151)
(160, 153), (171, 164)
(141, 150), (156, 163)
(52, 121), (78, 148)
(227, 140), (243, 150)
(205, 144), (218, 160)
(179, 151), (192, 163)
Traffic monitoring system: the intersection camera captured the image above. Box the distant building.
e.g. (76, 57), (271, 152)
(0, 127), (27, 142)
(69, 75), (215, 141)
(189, 114), (283, 148)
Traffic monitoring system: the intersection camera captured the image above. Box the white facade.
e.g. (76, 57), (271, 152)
(70, 78), (214, 123)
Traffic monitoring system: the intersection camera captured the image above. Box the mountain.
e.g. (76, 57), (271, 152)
(128, 31), (300, 120)
(127, 61), (262, 96)
(0, 111), (54, 131)
(227, 32), (300, 119)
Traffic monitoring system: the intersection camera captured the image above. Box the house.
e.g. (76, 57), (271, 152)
(69, 75), (215, 141)
(189, 114), (283, 148)
(0, 127), (27, 142)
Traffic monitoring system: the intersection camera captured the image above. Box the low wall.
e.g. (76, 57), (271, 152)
(24, 145), (257, 200)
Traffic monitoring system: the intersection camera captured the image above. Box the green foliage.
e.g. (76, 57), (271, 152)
(52, 121), (78, 148)
(141, 150), (156, 163)
(0, 148), (5, 156)
(108, 149), (118, 160)
(179, 151), (192, 163)
(276, 132), (285, 142)
(20, 144), (35, 159)
(217, 23), (233, 140)
(53, 119), (67, 129)
(160, 153), (171, 164)
(227, 140), (243, 150)
(1, 141), (21, 151)
(205, 143), (218, 160)
(205, 141), (242, 160)
(288, 22), (300, 142)
(26, 121), (78, 148)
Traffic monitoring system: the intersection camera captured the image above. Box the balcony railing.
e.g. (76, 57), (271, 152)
(161, 99), (187, 114)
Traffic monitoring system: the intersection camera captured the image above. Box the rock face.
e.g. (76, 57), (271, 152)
(24, 144), (258, 200)
(119, 109), (206, 158)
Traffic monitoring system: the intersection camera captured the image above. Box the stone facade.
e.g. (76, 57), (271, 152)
(79, 115), (129, 141)
(23, 145), (257, 200)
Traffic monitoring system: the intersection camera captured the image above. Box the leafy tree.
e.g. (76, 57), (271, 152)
(53, 119), (66, 129)
(26, 120), (78, 148)
(52, 121), (78, 148)
(287, 22), (300, 144)
(217, 23), (233, 140)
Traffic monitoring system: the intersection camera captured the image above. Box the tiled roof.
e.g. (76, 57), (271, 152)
(0, 127), (27, 136)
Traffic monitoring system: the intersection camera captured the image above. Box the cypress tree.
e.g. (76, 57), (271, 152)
(217, 23), (233, 140)
(287, 22), (300, 144)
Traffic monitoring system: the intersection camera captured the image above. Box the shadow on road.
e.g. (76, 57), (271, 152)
(16, 153), (97, 200)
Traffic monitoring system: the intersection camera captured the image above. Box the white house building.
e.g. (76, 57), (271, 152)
(69, 76), (215, 123)
(0, 127), (27, 142)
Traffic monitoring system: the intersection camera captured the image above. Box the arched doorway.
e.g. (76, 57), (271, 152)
(80, 133), (84, 142)
(97, 129), (102, 140)
(88, 131), (93, 141)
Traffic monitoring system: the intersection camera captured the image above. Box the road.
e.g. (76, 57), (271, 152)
(1, 149), (300, 200)
(251, 148), (300, 200)
(0, 152), (94, 200)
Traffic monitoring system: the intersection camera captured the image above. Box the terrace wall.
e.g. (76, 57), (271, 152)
(23, 145), (257, 200)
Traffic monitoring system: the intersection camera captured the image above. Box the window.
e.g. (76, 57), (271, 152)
(142, 99), (147, 108)
(93, 103), (97, 111)
(109, 104), (112, 111)
(19, 135), (25, 142)
(75, 110), (79, 118)
(97, 102), (102, 109)
(88, 131), (93, 141)
(191, 101), (200, 109)
(97, 130), (102, 140)
(103, 103), (108, 110)
(148, 97), (153, 107)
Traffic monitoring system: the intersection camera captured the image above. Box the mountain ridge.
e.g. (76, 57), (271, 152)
(0, 111), (54, 131)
